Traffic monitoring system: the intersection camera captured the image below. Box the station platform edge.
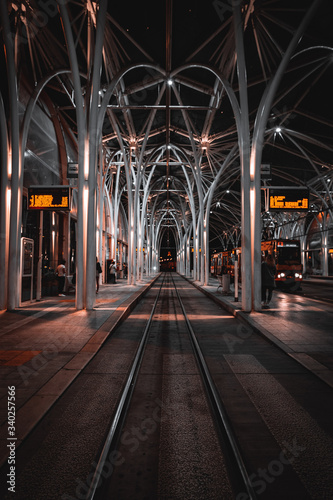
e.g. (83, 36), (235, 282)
(0, 272), (332, 467)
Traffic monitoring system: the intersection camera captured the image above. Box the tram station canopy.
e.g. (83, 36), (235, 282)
(1, 0), (333, 310)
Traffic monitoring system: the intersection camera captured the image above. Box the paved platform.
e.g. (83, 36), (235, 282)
(0, 276), (159, 466)
(0, 273), (332, 468)
(191, 277), (333, 390)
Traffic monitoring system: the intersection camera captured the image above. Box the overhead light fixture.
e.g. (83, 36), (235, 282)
(275, 127), (282, 133)
(167, 79), (173, 86)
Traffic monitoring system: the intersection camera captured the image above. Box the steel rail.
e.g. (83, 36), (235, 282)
(86, 274), (166, 500)
(170, 273), (257, 500)
(87, 272), (256, 499)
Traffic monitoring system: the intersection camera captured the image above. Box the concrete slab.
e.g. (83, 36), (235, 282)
(64, 352), (96, 370)
(37, 368), (81, 396)
(187, 276), (333, 389)
(289, 353), (333, 388)
(0, 275), (159, 467)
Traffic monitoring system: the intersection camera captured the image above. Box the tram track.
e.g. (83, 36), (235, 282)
(1, 273), (333, 500)
(87, 272), (332, 500)
(172, 275), (333, 500)
(86, 273), (255, 499)
(86, 274), (168, 499)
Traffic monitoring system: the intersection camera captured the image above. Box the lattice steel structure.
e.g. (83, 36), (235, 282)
(1, 0), (332, 311)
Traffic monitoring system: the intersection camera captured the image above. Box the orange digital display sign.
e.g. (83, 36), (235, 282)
(28, 187), (70, 211)
(269, 188), (309, 211)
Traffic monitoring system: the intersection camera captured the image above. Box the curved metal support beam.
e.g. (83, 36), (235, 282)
(0, 92), (9, 310)
(59, 2), (88, 309)
(1, 1), (21, 310)
(86, 0), (108, 309)
(233, 1), (252, 311)
(203, 144), (239, 284)
(250, 0), (324, 311)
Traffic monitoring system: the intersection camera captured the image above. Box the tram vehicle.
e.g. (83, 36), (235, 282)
(160, 251), (177, 271)
(160, 260), (176, 271)
(262, 239), (303, 290)
(211, 239), (303, 290)
(210, 250), (233, 277)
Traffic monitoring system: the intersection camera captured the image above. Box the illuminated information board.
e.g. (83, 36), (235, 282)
(269, 188), (309, 211)
(28, 186), (70, 211)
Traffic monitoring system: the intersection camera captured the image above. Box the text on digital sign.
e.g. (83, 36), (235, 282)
(28, 187), (70, 211)
(269, 188), (309, 211)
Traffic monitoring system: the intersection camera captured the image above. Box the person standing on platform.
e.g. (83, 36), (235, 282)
(56, 259), (66, 296)
(261, 254), (276, 308)
(96, 257), (102, 293)
(109, 260), (117, 284)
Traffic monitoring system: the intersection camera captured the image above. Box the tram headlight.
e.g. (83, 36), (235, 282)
(279, 272), (285, 278)
(295, 273), (299, 278)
